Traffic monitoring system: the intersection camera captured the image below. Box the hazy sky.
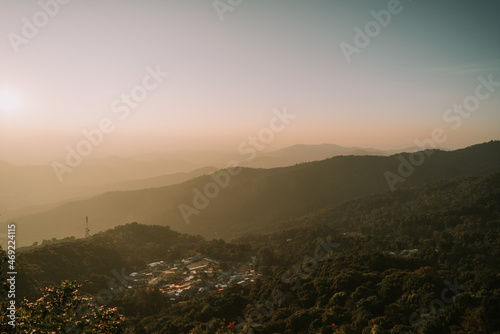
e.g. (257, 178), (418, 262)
(1, 0), (499, 164)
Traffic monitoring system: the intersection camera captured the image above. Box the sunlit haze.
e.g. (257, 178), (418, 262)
(1, 0), (499, 165)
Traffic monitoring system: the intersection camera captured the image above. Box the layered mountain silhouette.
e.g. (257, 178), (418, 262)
(241, 143), (391, 168)
(0, 143), (412, 215)
(4, 141), (499, 247)
(0, 157), (201, 212)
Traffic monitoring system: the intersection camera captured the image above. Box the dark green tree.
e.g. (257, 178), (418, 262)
(0, 280), (123, 333)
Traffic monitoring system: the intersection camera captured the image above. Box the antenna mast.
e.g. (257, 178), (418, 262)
(85, 216), (90, 238)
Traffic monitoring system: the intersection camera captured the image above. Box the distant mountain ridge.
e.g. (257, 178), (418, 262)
(0, 166), (216, 220)
(242, 143), (388, 168)
(4, 141), (499, 247)
(0, 157), (201, 212)
(0, 143), (417, 214)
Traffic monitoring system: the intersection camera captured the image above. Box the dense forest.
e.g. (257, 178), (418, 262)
(120, 172), (500, 333)
(1, 171), (500, 333)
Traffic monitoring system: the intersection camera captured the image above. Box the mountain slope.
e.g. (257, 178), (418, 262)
(0, 166), (215, 220)
(127, 172), (500, 333)
(0, 157), (200, 213)
(243, 143), (387, 168)
(14, 223), (206, 299)
(0, 143), (422, 213)
(5, 141), (500, 247)
(9, 171), (500, 333)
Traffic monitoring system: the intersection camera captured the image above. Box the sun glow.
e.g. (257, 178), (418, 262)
(0, 90), (21, 113)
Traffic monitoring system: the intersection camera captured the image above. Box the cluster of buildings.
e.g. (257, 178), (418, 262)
(389, 248), (420, 257)
(128, 254), (258, 300)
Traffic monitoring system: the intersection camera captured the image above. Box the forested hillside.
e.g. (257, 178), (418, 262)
(2, 171), (499, 333)
(7, 141), (500, 247)
(125, 172), (500, 333)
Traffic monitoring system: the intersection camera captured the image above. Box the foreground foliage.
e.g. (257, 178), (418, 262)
(0, 280), (123, 333)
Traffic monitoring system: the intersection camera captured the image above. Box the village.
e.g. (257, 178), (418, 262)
(127, 254), (259, 302)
